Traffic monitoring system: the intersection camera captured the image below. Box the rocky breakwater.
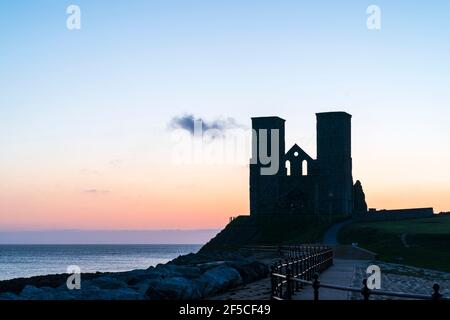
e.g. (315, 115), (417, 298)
(0, 251), (269, 300)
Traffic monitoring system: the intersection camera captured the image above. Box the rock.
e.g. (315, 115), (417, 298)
(20, 285), (54, 300)
(197, 266), (242, 296)
(0, 292), (19, 300)
(171, 251), (246, 266)
(153, 264), (201, 279)
(227, 261), (269, 283)
(126, 277), (142, 286)
(129, 279), (152, 294)
(169, 253), (197, 265)
(145, 277), (202, 300)
(1, 250), (269, 300)
(197, 261), (229, 272)
(120, 269), (162, 285)
(71, 287), (145, 300)
(89, 276), (128, 290)
(353, 180), (368, 213)
(20, 285), (74, 300)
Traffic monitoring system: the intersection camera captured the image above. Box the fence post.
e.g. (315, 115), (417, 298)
(432, 283), (442, 301)
(279, 274), (283, 298)
(286, 267), (293, 300)
(270, 265), (276, 299)
(321, 250), (324, 270)
(299, 255), (305, 287)
(312, 273), (320, 301)
(285, 258), (290, 276)
(361, 279), (370, 301)
(305, 254), (309, 281)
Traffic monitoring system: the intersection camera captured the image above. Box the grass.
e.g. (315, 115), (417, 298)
(338, 215), (450, 272)
(200, 214), (346, 253)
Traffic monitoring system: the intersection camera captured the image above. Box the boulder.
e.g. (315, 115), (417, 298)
(196, 265), (242, 296)
(120, 269), (162, 285)
(20, 285), (74, 300)
(152, 264), (201, 279)
(227, 261), (269, 283)
(20, 285), (54, 300)
(0, 292), (19, 300)
(89, 276), (128, 290)
(70, 286), (145, 300)
(197, 261), (229, 272)
(129, 279), (152, 294)
(145, 277), (202, 300)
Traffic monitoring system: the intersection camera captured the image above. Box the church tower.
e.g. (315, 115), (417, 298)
(249, 116), (285, 215)
(316, 112), (353, 215)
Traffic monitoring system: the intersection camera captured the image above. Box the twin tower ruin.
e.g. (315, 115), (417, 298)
(250, 112), (359, 216)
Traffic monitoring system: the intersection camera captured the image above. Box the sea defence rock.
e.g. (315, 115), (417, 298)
(197, 265), (242, 296)
(227, 260), (270, 283)
(145, 277), (202, 300)
(89, 276), (129, 290)
(0, 292), (19, 300)
(152, 264), (203, 279)
(0, 253), (269, 300)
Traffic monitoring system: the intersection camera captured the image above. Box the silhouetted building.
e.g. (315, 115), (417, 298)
(250, 112), (357, 216)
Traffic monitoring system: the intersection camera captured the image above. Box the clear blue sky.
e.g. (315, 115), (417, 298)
(1, 1), (450, 231)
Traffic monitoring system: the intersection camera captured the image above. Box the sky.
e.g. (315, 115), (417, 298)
(1, 0), (450, 232)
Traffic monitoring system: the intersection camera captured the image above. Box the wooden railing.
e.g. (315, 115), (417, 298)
(271, 245), (447, 300)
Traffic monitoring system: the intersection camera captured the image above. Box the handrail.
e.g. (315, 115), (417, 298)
(271, 245), (447, 301)
(271, 244), (334, 300)
(308, 275), (447, 300)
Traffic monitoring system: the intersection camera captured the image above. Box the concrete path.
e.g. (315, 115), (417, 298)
(322, 219), (353, 245)
(209, 258), (369, 300)
(293, 259), (367, 300)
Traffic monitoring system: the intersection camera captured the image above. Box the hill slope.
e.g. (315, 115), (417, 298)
(200, 214), (344, 253)
(338, 215), (450, 272)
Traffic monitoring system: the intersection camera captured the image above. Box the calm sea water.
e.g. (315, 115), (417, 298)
(0, 244), (201, 281)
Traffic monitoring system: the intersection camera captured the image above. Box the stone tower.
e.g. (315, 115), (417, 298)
(316, 112), (353, 215)
(249, 116), (285, 215)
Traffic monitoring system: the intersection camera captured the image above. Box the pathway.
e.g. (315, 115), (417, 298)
(209, 258), (369, 300)
(322, 219), (353, 245)
(293, 259), (366, 300)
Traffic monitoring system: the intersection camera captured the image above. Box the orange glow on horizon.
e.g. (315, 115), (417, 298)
(1, 159), (449, 230)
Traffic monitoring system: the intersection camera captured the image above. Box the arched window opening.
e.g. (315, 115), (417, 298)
(302, 160), (308, 176)
(286, 160), (291, 176)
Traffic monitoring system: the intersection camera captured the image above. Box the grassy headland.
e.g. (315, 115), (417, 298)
(338, 215), (450, 272)
(200, 214), (346, 253)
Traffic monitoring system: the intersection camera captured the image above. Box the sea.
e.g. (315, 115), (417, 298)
(0, 244), (202, 281)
